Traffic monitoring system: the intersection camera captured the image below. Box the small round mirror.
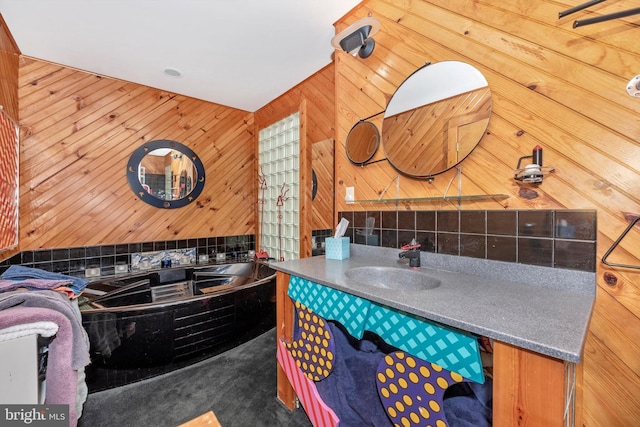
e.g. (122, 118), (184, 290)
(311, 169), (318, 201)
(127, 140), (205, 208)
(345, 121), (380, 165)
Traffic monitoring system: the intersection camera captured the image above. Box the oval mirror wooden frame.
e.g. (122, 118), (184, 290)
(127, 139), (205, 209)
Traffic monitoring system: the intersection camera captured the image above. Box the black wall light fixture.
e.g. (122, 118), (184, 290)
(331, 17), (381, 59)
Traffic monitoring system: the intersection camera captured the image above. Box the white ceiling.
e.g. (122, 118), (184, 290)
(0, 0), (361, 112)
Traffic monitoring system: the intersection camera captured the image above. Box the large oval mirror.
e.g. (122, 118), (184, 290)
(127, 140), (205, 208)
(382, 61), (491, 179)
(346, 120), (380, 165)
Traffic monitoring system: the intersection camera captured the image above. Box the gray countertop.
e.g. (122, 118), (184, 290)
(270, 245), (596, 363)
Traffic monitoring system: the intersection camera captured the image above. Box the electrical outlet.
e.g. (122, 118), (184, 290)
(345, 186), (355, 203)
(85, 267), (101, 278)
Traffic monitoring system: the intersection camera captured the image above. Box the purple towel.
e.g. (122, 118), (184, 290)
(0, 306), (81, 427)
(0, 290), (90, 369)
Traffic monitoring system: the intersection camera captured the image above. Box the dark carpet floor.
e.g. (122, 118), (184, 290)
(78, 328), (312, 427)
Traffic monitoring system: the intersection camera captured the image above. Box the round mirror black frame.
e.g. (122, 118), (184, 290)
(311, 169), (318, 201)
(345, 120), (380, 165)
(381, 61), (491, 179)
(127, 139), (205, 209)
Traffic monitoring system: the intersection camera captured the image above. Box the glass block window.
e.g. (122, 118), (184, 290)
(258, 113), (300, 261)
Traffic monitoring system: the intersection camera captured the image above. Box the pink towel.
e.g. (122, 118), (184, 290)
(0, 290), (90, 369)
(0, 306), (82, 427)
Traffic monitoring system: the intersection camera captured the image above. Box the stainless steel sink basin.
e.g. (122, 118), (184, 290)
(344, 266), (441, 291)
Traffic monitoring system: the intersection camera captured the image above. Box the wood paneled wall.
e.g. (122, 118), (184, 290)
(3, 35), (335, 259)
(311, 138), (334, 231)
(335, 1), (640, 425)
(17, 57), (256, 250)
(255, 65), (335, 146)
(255, 66), (336, 257)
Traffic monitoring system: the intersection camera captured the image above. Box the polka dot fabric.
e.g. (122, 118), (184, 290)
(376, 351), (468, 427)
(284, 301), (336, 381)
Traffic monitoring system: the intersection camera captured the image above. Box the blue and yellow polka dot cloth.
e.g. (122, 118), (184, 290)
(285, 301), (336, 381)
(376, 351), (468, 427)
(285, 300), (477, 426)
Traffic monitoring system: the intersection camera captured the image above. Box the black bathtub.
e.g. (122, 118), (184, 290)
(79, 261), (276, 391)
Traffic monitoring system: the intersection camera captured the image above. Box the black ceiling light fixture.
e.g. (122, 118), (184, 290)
(331, 17), (381, 59)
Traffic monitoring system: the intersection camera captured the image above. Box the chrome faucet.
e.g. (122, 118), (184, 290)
(399, 243), (421, 268)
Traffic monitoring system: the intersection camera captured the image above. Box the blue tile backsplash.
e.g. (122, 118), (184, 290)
(2, 209), (597, 277)
(338, 209), (597, 272)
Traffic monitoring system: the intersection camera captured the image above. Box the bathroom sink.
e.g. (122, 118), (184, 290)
(344, 266), (441, 291)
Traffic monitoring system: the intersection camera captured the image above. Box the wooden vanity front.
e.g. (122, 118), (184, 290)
(493, 340), (581, 426)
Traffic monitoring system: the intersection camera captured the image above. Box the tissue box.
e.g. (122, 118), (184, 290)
(325, 237), (350, 260)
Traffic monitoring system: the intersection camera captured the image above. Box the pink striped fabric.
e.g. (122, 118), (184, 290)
(277, 339), (340, 427)
(0, 111), (19, 251)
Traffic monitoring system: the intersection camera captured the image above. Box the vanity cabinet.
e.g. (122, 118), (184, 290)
(493, 340), (581, 427)
(275, 271), (582, 427)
